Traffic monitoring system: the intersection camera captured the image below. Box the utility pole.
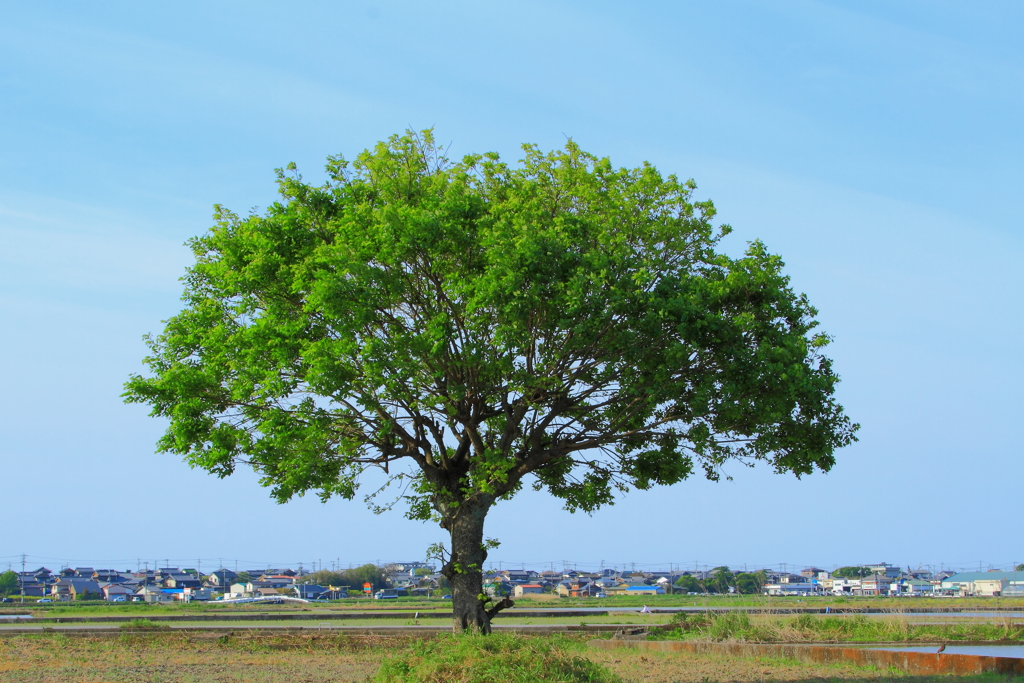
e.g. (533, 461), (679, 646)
(21, 554), (26, 603)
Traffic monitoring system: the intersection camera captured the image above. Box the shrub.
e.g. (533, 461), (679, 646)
(668, 611), (709, 631)
(372, 633), (621, 683)
(120, 618), (170, 631)
(702, 611), (751, 641)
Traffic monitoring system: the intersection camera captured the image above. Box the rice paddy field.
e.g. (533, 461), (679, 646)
(0, 631), (1010, 683)
(3, 598), (1023, 681)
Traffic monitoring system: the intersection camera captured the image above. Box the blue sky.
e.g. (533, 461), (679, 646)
(1, 1), (1021, 575)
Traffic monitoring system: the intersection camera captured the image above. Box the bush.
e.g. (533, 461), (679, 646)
(120, 618), (170, 631)
(703, 611), (751, 640)
(668, 611), (709, 631)
(372, 633), (621, 683)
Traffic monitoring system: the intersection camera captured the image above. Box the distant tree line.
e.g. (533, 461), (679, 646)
(295, 564), (391, 591)
(674, 567), (767, 594)
(832, 566), (871, 578)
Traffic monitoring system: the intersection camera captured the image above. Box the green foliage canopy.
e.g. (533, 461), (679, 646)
(124, 129), (856, 516)
(295, 564), (388, 591)
(296, 569), (346, 586)
(833, 566), (870, 579)
(0, 570), (18, 596)
(734, 571), (766, 594)
(673, 575), (704, 593)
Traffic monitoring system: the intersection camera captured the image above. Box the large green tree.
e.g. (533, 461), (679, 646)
(124, 131), (857, 633)
(0, 570), (18, 597)
(734, 571), (766, 594)
(833, 566), (870, 579)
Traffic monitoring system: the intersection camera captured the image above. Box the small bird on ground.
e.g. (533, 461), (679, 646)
(937, 645), (946, 654)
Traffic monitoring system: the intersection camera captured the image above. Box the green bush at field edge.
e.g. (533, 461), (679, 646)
(373, 632), (621, 683)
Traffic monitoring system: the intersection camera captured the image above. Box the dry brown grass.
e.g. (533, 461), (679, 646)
(512, 592), (561, 602)
(587, 648), (879, 682)
(0, 632), (388, 683)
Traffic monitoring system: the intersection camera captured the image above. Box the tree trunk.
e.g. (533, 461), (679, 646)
(441, 495), (512, 634)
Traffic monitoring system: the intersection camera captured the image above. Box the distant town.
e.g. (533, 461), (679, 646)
(3, 560), (1023, 604)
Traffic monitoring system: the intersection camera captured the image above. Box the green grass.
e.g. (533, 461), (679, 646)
(372, 633), (621, 683)
(658, 611), (1024, 643)
(119, 618), (171, 631)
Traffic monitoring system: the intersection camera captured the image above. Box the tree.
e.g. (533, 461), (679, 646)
(296, 569), (346, 586)
(734, 571), (766, 594)
(124, 131), (858, 633)
(339, 564), (389, 592)
(833, 566), (870, 579)
(0, 570), (17, 597)
(674, 574), (703, 593)
(1016, 564), (1024, 572)
(709, 567), (735, 594)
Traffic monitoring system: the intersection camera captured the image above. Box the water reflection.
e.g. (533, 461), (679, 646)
(872, 645), (1024, 659)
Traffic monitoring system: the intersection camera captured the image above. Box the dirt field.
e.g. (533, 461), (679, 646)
(0, 632), (1007, 682)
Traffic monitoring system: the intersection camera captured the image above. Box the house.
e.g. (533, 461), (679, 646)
(830, 578), (860, 595)
(624, 585), (664, 596)
(101, 584), (134, 601)
(483, 578), (511, 597)
(890, 578), (934, 596)
(942, 571), (1024, 596)
(51, 578), (103, 600)
(763, 581), (815, 596)
(858, 574), (890, 596)
(293, 584), (327, 600)
(227, 583), (249, 598)
(513, 584), (544, 597)
(557, 579), (601, 597)
(183, 587), (216, 601)
(388, 572), (415, 589)
(262, 575), (296, 585)
(865, 563), (901, 579)
(268, 568), (298, 577)
(164, 573), (203, 589)
(135, 585), (175, 603)
(207, 569), (238, 587)
(154, 567), (180, 578)
(503, 570), (534, 584)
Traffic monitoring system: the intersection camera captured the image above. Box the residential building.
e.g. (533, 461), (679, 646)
(942, 571), (1024, 596)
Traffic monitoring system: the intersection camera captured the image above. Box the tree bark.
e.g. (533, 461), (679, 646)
(440, 494), (512, 634)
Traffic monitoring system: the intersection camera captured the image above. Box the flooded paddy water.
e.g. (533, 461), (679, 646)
(871, 644), (1024, 658)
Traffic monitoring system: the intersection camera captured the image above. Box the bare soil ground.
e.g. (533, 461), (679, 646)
(0, 632), (1006, 682)
(587, 647), (1002, 682)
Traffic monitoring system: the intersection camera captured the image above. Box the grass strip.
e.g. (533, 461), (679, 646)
(659, 610), (1024, 643)
(373, 633), (622, 682)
